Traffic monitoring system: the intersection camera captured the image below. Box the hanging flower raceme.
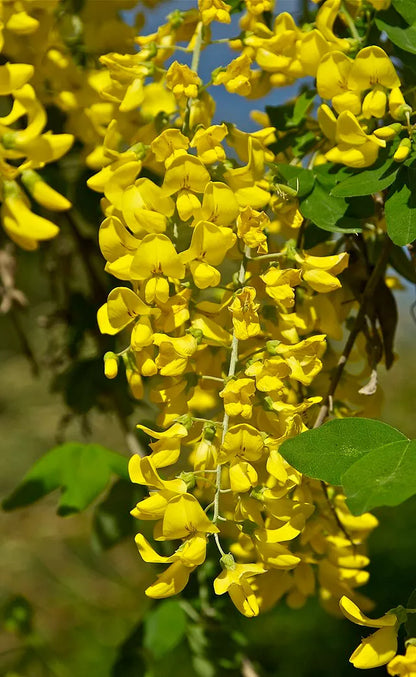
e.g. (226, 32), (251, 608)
(90, 0), (393, 626)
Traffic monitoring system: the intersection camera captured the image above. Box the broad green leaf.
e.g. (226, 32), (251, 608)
(2, 443), (129, 516)
(144, 600), (187, 661)
(393, 0), (416, 24)
(343, 439), (416, 515)
(385, 166), (416, 245)
(276, 164), (315, 198)
(389, 244), (416, 283)
(279, 418), (407, 485)
(299, 182), (360, 233)
(331, 159), (399, 197)
(376, 8), (416, 54)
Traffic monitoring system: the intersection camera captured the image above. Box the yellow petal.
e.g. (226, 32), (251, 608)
(348, 46), (401, 91)
(340, 596), (397, 627)
(145, 562), (195, 598)
(0, 63), (33, 94)
(350, 626), (398, 669)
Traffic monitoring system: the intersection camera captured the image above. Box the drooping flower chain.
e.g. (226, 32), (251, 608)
(87, 0), (413, 618)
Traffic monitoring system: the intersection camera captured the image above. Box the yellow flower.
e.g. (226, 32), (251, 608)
(153, 333), (199, 376)
(245, 355), (290, 391)
(296, 251), (349, 293)
(315, 0), (350, 51)
(237, 206), (269, 253)
(229, 287), (261, 340)
(122, 178), (175, 234)
(220, 378), (256, 419)
(219, 424), (265, 463)
(136, 532), (208, 567)
(195, 181), (239, 226)
(190, 123), (228, 164)
(166, 61), (201, 99)
(261, 266), (302, 309)
(224, 138), (270, 208)
(340, 596), (399, 669)
(322, 109), (386, 168)
(161, 493), (219, 540)
(1, 184), (59, 250)
(129, 233), (185, 303)
(145, 562), (197, 599)
(162, 153), (210, 220)
(347, 46), (400, 91)
(213, 54), (253, 96)
(388, 645), (416, 676)
(317, 52), (362, 115)
(199, 0), (231, 24)
(97, 286), (153, 335)
(276, 335), (327, 385)
(180, 220), (236, 289)
(0, 62), (34, 95)
(214, 558), (266, 617)
(151, 129), (189, 166)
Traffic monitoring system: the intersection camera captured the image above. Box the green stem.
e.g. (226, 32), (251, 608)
(341, 1), (361, 42)
(191, 21), (203, 74)
(211, 250), (247, 555)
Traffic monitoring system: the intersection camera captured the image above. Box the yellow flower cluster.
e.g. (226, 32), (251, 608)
(92, 0), (386, 618)
(0, 10), (73, 248)
(0, 0), (155, 250)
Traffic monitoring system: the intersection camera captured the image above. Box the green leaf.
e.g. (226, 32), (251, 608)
(288, 91), (316, 128)
(279, 418), (407, 485)
(385, 166), (416, 245)
(331, 159), (399, 197)
(343, 439), (416, 515)
(143, 600), (187, 661)
(299, 182), (360, 233)
(303, 223), (333, 249)
(393, 0), (416, 24)
(276, 164), (315, 198)
(266, 91), (315, 131)
(2, 443), (129, 516)
(389, 244), (416, 283)
(376, 8), (416, 54)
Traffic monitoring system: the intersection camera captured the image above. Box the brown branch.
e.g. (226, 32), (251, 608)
(313, 235), (393, 429)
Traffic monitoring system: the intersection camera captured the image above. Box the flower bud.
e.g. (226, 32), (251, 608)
(220, 553), (236, 570)
(21, 170), (71, 211)
(393, 138), (411, 162)
(104, 351), (118, 379)
(203, 422), (217, 441)
(266, 339), (281, 355)
(373, 123), (402, 140)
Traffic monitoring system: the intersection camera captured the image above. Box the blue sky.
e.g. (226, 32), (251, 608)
(125, 0), (305, 131)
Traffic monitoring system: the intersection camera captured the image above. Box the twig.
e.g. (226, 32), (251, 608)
(313, 235), (393, 429)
